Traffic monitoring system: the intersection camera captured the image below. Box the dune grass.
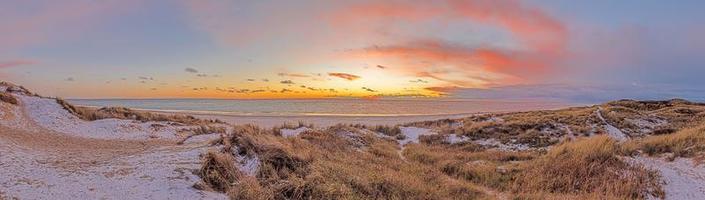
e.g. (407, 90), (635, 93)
(0, 92), (18, 105)
(624, 124), (705, 158)
(198, 123), (672, 199)
(512, 136), (663, 199)
(56, 98), (222, 125)
(200, 124), (487, 200)
(190, 99), (705, 199)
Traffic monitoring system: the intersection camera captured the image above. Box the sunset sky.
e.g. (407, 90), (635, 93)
(2, 0), (705, 101)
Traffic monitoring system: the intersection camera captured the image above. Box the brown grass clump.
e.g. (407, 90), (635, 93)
(200, 124), (487, 200)
(395, 107), (604, 150)
(327, 123), (404, 139)
(404, 144), (536, 190)
(512, 136), (663, 199)
(200, 150), (241, 192)
(0, 92), (18, 105)
(370, 125), (402, 137)
(603, 99), (705, 135)
(607, 99), (701, 112)
(624, 124), (705, 158)
(56, 99), (221, 125)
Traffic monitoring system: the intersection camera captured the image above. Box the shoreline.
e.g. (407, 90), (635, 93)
(150, 105), (581, 128)
(70, 100), (583, 128)
(163, 111), (479, 128)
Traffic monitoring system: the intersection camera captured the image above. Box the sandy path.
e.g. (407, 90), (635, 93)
(596, 107), (629, 141)
(633, 156), (705, 200)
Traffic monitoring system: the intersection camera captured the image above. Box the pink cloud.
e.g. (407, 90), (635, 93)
(180, 1), (567, 88)
(335, 0), (567, 87)
(0, 60), (37, 68)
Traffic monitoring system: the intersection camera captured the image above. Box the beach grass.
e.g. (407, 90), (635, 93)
(0, 92), (18, 105)
(56, 98), (222, 125)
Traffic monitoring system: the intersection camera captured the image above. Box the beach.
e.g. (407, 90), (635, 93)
(70, 98), (578, 128)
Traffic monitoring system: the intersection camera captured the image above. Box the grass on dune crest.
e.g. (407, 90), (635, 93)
(512, 136), (664, 199)
(56, 98), (223, 126)
(0, 92), (18, 105)
(624, 123), (705, 158)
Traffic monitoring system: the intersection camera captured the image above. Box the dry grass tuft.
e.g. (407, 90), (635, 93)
(200, 150), (240, 192)
(0, 92), (18, 105)
(624, 124), (705, 158)
(512, 136), (664, 199)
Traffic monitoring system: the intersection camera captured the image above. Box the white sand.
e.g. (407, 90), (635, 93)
(17, 94), (187, 140)
(447, 134), (468, 144)
(0, 91), (226, 199)
(472, 138), (531, 151)
(399, 127), (435, 146)
(0, 136), (226, 200)
(632, 156), (705, 200)
(235, 153), (260, 177)
(280, 127), (310, 138)
(182, 133), (222, 144)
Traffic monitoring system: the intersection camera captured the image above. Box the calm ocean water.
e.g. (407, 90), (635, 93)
(67, 99), (576, 117)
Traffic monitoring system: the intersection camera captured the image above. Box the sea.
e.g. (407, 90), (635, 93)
(68, 98), (577, 117)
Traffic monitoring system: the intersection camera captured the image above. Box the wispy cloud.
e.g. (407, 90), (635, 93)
(362, 87), (377, 92)
(185, 67), (199, 73)
(328, 72), (360, 81)
(280, 80), (295, 84)
(278, 72), (310, 78)
(410, 79), (428, 83)
(0, 60), (37, 68)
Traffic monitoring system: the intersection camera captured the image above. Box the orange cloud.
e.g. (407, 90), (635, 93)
(328, 72), (361, 81)
(335, 0), (566, 88)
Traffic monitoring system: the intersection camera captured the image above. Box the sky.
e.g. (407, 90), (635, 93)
(1, 0), (705, 102)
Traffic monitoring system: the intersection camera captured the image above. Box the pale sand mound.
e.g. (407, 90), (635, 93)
(0, 125), (226, 199)
(16, 94), (190, 140)
(0, 92), (226, 199)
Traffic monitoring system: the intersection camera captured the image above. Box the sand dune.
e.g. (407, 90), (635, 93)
(2, 82), (705, 199)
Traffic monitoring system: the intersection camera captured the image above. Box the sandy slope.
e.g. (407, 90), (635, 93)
(0, 93), (226, 199)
